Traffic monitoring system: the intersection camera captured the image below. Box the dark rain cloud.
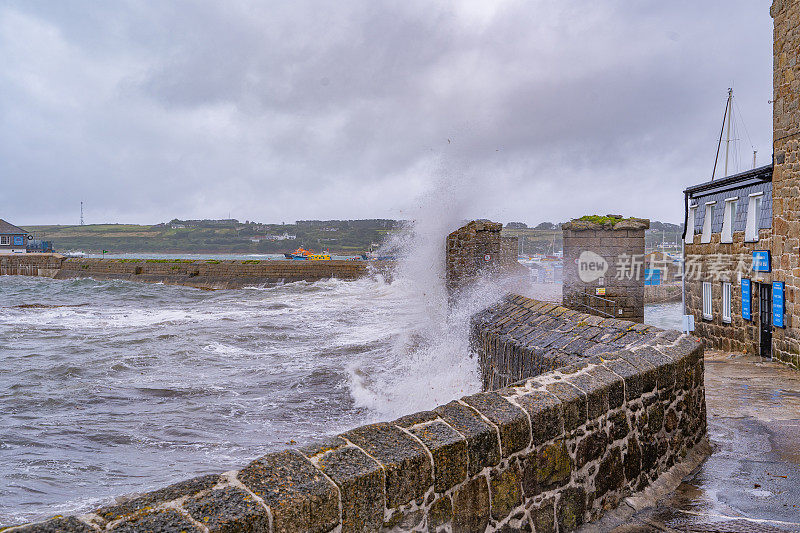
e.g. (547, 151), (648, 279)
(0, 0), (774, 226)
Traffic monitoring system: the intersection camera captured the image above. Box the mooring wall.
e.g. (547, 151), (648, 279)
(10, 293), (706, 533)
(0, 253), (64, 278)
(0, 255), (387, 289)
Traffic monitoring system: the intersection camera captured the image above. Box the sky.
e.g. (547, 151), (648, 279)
(0, 0), (775, 226)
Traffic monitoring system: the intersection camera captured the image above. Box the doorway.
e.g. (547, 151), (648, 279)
(759, 282), (772, 358)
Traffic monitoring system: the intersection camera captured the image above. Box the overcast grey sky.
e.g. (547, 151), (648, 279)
(0, 0), (774, 226)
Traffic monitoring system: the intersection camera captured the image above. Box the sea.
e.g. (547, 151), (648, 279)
(0, 254), (683, 525)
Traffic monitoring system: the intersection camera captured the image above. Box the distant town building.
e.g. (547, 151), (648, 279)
(0, 219), (29, 254)
(643, 250), (680, 284)
(681, 0), (800, 370)
(251, 233), (297, 242)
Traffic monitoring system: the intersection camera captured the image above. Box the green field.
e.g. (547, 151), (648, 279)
(24, 220), (395, 255)
(23, 219), (682, 255)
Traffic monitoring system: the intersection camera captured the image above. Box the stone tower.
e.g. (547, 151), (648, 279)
(445, 220), (525, 298)
(562, 215), (650, 323)
(770, 0), (800, 365)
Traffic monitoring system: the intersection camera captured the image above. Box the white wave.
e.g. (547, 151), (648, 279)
(344, 170), (522, 418)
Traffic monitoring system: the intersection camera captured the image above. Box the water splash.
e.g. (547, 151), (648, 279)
(346, 172), (528, 419)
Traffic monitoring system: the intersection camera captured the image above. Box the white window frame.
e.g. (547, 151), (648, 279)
(722, 282), (732, 323)
(0, 236), (9, 245)
(701, 201), (715, 244)
(685, 204), (697, 244)
(721, 197), (738, 243)
(702, 281), (713, 320)
(745, 192), (763, 242)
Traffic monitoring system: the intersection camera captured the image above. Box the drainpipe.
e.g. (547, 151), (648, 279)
(681, 238), (686, 317)
(681, 191), (688, 319)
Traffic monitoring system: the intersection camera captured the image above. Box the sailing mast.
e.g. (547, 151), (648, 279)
(711, 88), (734, 181)
(724, 88), (733, 176)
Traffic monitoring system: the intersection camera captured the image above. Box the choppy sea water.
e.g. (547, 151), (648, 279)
(645, 301), (683, 331)
(0, 274), (683, 525)
(0, 274), (487, 525)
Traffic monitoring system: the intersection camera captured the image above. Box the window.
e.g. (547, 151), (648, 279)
(745, 192), (763, 242)
(702, 281), (713, 320)
(721, 197), (738, 243)
(685, 204), (697, 244)
(701, 201), (715, 243)
(722, 282), (731, 323)
(0, 236), (9, 245)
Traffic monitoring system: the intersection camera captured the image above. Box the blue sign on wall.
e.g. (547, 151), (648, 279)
(753, 250), (771, 272)
(773, 281), (785, 328)
(742, 278), (751, 321)
(12, 236), (23, 246)
(644, 269), (661, 286)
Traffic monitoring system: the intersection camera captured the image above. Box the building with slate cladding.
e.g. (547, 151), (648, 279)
(681, 0), (800, 371)
(682, 166), (775, 359)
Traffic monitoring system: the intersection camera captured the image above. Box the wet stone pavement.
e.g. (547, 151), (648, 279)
(614, 351), (800, 532)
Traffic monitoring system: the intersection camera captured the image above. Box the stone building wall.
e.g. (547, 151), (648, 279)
(10, 294), (706, 533)
(771, 0), (800, 370)
(683, 229), (772, 355)
(561, 217), (649, 323)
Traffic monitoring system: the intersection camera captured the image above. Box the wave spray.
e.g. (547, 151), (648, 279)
(347, 170), (529, 419)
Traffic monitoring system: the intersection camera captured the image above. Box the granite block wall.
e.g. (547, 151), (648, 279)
(0, 255), (388, 289)
(9, 295), (707, 533)
(561, 217), (649, 323)
(446, 221), (527, 298)
(0, 253), (64, 278)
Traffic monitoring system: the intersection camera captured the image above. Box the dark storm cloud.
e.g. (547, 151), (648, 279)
(0, 0), (774, 225)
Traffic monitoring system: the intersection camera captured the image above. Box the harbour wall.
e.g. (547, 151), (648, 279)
(10, 294), (707, 533)
(1, 254), (681, 303)
(0, 254), (388, 289)
(644, 283), (681, 304)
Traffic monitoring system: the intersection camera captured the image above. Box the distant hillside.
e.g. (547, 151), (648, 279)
(502, 220), (682, 255)
(23, 218), (682, 255)
(24, 219), (403, 254)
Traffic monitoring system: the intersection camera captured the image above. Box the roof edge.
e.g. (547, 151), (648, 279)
(0, 219), (30, 235)
(684, 164), (773, 195)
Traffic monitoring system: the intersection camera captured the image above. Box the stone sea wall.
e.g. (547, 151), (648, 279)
(0, 255), (388, 289)
(0, 253), (64, 278)
(643, 283), (681, 304)
(8, 294), (706, 533)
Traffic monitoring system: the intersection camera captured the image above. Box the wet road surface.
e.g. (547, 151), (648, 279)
(617, 351), (800, 532)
